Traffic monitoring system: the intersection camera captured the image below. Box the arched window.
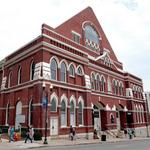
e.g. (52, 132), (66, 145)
(136, 105), (139, 123)
(28, 99), (33, 126)
(30, 61), (35, 81)
(100, 76), (105, 92)
(96, 75), (100, 91)
(116, 81), (119, 95)
(78, 101), (83, 125)
(139, 106), (142, 123)
(18, 66), (22, 85)
(69, 64), (75, 77)
(70, 100), (76, 126)
(61, 99), (67, 126)
(119, 82), (124, 96)
(91, 73), (95, 90)
(16, 101), (22, 115)
(77, 66), (83, 75)
(15, 101), (22, 129)
(134, 105), (137, 123)
(85, 25), (99, 50)
(141, 106), (145, 123)
(60, 62), (67, 82)
(50, 97), (57, 112)
(113, 80), (116, 94)
(8, 72), (12, 88)
(133, 86), (136, 98)
(50, 58), (57, 80)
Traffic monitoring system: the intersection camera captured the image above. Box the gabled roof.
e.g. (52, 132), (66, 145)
(55, 7), (121, 66)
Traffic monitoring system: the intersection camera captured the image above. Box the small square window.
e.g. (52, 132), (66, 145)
(72, 31), (80, 44)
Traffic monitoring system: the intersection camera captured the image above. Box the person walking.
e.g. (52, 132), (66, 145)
(9, 126), (14, 142)
(29, 126), (34, 141)
(69, 125), (73, 141)
(25, 126), (32, 143)
(72, 127), (76, 140)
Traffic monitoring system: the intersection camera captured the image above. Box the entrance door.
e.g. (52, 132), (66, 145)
(116, 111), (121, 130)
(15, 101), (22, 129)
(94, 109), (101, 131)
(50, 117), (58, 136)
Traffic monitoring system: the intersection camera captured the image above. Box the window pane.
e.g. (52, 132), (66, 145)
(61, 63), (66, 82)
(70, 101), (74, 112)
(73, 34), (80, 43)
(77, 67), (82, 75)
(61, 113), (66, 126)
(51, 98), (56, 112)
(18, 67), (22, 84)
(30, 62), (35, 80)
(61, 100), (66, 111)
(85, 25), (99, 50)
(69, 65), (75, 76)
(78, 102), (83, 125)
(50, 59), (57, 80)
(61, 100), (66, 126)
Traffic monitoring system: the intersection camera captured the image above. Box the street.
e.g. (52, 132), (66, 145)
(30, 140), (150, 150)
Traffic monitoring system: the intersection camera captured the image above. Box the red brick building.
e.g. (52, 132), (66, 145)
(0, 7), (148, 138)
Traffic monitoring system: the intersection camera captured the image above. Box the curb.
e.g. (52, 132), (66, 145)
(1, 137), (150, 149)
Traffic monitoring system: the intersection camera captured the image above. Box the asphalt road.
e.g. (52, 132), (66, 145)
(30, 140), (150, 150)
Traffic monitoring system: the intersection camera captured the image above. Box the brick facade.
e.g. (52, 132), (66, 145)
(0, 7), (148, 137)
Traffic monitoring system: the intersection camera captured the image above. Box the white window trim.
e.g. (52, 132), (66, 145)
(71, 30), (81, 37)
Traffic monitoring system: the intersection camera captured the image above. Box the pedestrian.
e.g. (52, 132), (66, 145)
(72, 127), (76, 140)
(29, 125), (34, 141)
(127, 128), (132, 139)
(69, 125), (73, 141)
(93, 129), (99, 139)
(25, 126), (32, 143)
(9, 126), (14, 142)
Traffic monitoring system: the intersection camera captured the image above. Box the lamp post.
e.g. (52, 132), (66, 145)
(42, 83), (53, 144)
(42, 82), (48, 144)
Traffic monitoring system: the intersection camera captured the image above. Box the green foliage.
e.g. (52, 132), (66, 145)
(21, 130), (27, 138)
(0, 125), (9, 133)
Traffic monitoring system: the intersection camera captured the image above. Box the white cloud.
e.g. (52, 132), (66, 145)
(0, 0), (150, 91)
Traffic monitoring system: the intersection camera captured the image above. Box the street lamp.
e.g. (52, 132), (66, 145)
(42, 83), (53, 144)
(42, 82), (48, 144)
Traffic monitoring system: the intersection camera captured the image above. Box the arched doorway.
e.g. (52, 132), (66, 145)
(116, 109), (121, 130)
(15, 101), (22, 129)
(116, 104), (125, 130)
(93, 105), (101, 131)
(92, 102), (105, 133)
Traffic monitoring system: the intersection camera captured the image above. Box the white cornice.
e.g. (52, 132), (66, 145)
(42, 42), (88, 64)
(89, 63), (124, 79)
(4, 42), (43, 67)
(71, 30), (81, 37)
(124, 78), (142, 84)
(42, 33), (88, 55)
(92, 92), (128, 101)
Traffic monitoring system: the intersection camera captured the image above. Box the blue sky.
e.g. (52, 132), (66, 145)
(0, 0), (149, 91)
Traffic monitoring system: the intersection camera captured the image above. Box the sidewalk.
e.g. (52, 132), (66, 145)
(0, 136), (150, 150)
